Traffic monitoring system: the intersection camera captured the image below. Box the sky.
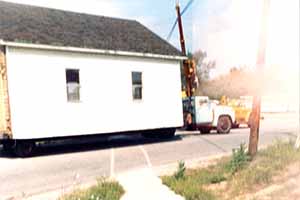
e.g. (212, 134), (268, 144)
(193, 0), (299, 77)
(2, 0), (299, 79)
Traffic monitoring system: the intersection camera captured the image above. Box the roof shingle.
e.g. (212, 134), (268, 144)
(0, 1), (182, 56)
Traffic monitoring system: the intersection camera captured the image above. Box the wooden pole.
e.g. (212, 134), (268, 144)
(295, 134), (300, 149)
(176, 2), (186, 56)
(249, 0), (270, 157)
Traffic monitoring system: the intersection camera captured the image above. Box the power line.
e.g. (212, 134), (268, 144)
(166, 0), (194, 41)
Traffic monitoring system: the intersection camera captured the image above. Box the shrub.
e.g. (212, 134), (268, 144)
(227, 144), (250, 174)
(209, 174), (227, 184)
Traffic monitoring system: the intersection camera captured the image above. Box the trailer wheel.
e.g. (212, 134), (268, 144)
(199, 127), (211, 134)
(217, 116), (232, 134)
(159, 128), (176, 139)
(2, 140), (14, 153)
(142, 128), (175, 139)
(14, 140), (36, 157)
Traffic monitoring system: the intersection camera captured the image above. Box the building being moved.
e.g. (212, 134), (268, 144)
(0, 1), (185, 156)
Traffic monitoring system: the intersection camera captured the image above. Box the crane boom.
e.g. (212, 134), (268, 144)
(176, 3), (186, 56)
(176, 2), (195, 97)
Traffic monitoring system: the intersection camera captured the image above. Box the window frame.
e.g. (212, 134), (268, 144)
(66, 68), (81, 102)
(131, 71), (143, 101)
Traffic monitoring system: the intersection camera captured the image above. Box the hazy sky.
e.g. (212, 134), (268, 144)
(193, 0), (299, 76)
(2, 0), (299, 77)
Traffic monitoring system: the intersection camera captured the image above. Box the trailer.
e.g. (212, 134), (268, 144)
(0, 1), (185, 157)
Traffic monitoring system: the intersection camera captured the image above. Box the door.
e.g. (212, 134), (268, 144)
(195, 97), (214, 124)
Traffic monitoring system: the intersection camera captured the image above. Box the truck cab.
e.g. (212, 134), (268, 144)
(183, 96), (235, 134)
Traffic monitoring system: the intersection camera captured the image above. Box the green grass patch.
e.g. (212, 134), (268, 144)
(59, 179), (124, 200)
(162, 140), (300, 200)
(229, 140), (300, 197)
(162, 159), (230, 200)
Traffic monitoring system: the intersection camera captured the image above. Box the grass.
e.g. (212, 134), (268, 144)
(162, 140), (300, 200)
(229, 140), (300, 197)
(59, 179), (124, 200)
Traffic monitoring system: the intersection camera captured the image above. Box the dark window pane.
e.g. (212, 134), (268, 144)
(133, 86), (142, 99)
(66, 69), (80, 83)
(132, 72), (142, 85)
(131, 72), (142, 100)
(66, 69), (80, 101)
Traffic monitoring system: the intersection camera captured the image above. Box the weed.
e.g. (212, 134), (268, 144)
(60, 179), (124, 200)
(227, 143), (250, 174)
(174, 161), (186, 180)
(210, 174), (227, 184)
(162, 141), (300, 200)
(162, 176), (217, 200)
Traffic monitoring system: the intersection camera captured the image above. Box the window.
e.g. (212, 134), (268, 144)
(66, 69), (80, 102)
(132, 72), (142, 100)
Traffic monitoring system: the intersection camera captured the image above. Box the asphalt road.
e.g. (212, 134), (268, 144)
(0, 113), (299, 199)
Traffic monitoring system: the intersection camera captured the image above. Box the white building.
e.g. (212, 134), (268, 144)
(0, 1), (185, 156)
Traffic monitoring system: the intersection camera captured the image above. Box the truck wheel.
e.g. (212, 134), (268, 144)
(185, 113), (196, 131)
(217, 116), (232, 134)
(232, 123), (240, 129)
(14, 140), (36, 157)
(199, 127), (211, 134)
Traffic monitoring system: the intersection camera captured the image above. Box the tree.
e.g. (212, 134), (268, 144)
(192, 50), (216, 84)
(195, 66), (256, 99)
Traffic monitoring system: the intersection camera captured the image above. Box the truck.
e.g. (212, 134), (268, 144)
(220, 96), (252, 128)
(183, 96), (235, 134)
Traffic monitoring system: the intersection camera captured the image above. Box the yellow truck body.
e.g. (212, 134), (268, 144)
(220, 96), (252, 127)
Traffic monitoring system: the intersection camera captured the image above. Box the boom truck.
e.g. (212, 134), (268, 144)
(175, 2), (235, 134)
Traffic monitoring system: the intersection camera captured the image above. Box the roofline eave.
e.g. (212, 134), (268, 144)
(0, 40), (187, 61)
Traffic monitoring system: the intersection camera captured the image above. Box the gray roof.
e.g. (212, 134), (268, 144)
(0, 1), (182, 56)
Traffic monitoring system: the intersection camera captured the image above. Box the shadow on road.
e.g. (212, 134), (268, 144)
(0, 133), (182, 158)
(180, 128), (248, 138)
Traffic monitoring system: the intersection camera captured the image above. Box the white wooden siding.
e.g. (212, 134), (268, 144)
(6, 47), (183, 139)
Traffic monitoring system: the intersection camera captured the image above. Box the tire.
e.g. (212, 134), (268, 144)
(232, 123), (240, 129)
(142, 128), (176, 139)
(186, 124), (196, 131)
(141, 132), (154, 138)
(184, 113), (196, 131)
(14, 140), (36, 157)
(199, 127), (211, 134)
(158, 128), (176, 139)
(2, 140), (14, 153)
(217, 116), (232, 134)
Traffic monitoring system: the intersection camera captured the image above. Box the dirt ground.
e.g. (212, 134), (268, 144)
(246, 162), (300, 200)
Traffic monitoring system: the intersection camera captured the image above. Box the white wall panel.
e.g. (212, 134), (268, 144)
(6, 47), (183, 139)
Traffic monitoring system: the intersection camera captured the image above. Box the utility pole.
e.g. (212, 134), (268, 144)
(248, 0), (270, 157)
(176, 1), (193, 97)
(295, 133), (300, 149)
(176, 2), (186, 56)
